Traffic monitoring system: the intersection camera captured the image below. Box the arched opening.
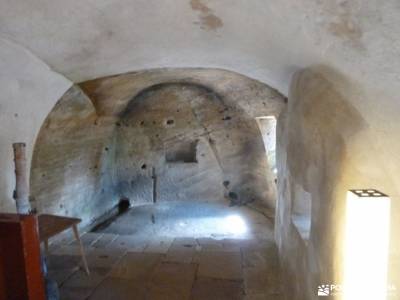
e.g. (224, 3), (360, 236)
(30, 80), (280, 230)
(29, 69), (286, 299)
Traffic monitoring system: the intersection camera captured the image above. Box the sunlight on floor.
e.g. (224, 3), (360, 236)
(95, 201), (272, 240)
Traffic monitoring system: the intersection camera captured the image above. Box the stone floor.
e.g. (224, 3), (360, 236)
(46, 202), (282, 300)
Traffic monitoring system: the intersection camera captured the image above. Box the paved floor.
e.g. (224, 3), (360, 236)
(46, 202), (282, 300)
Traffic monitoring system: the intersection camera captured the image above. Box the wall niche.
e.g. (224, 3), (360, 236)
(165, 139), (198, 163)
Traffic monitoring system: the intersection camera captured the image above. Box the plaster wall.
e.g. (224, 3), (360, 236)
(0, 38), (71, 213)
(276, 69), (400, 299)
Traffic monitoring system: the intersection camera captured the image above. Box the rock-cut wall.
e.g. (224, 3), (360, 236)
(30, 86), (117, 224)
(30, 68), (286, 226)
(115, 82), (268, 206)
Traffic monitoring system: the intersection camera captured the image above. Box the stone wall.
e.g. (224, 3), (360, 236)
(115, 82), (268, 206)
(30, 69), (286, 226)
(31, 86), (116, 224)
(276, 68), (400, 299)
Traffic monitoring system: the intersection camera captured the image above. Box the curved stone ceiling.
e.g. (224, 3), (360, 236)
(1, 0), (399, 98)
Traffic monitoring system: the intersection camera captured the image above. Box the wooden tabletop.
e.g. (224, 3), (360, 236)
(38, 214), (81, 241)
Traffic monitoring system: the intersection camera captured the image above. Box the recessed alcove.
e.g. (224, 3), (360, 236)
(165, 139), (198, 163)
(26, 69), (286, 299)
(30, 73), (283, 223)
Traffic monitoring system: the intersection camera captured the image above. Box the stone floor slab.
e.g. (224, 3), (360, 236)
(46, 254), (81, 285)
(244, 267), (269, 295)
(70, 232), (104, 247)
(59, 286), (94, 300)
(92, 233), (119, 248)
(110, 235), (148, 252)
(163, 250), (196, 264)
(197, 251), (242, 280)
(48, 269), (78, 287)
(144, 237), (173, 253)
(110, 252), (161, 280)
(88, 278), (147, 300)
(51, 245), (87, 256)
(169, 237), (200, 252)
(190, 278), (244, 300)
(82, 248), (126, 269)
(147, 262), (197, 300)
(62, 268), (109, 289)
(244, 293), (281, 300)
(244, 266), (281, 296)
(196, 238), (224, 251)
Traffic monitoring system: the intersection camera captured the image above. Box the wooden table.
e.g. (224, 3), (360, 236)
(0, 213), (46, 300)
(38, 214), (90, 275)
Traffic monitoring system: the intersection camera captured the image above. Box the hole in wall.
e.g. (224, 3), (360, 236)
(165, 139), (199, 163)
(228, 191), (240, 206)
(229, 192), (238, 200)
(118, 197), (131, 214)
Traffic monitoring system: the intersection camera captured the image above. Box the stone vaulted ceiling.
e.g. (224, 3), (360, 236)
(0, 0), (399, 99)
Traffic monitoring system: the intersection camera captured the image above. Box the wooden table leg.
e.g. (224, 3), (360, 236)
(72, 224), (90, 275)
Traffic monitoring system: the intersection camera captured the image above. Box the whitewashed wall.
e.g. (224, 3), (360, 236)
(0, 38), (71, 212)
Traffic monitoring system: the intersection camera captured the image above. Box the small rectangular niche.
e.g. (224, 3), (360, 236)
(165, 140), (198, 163)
